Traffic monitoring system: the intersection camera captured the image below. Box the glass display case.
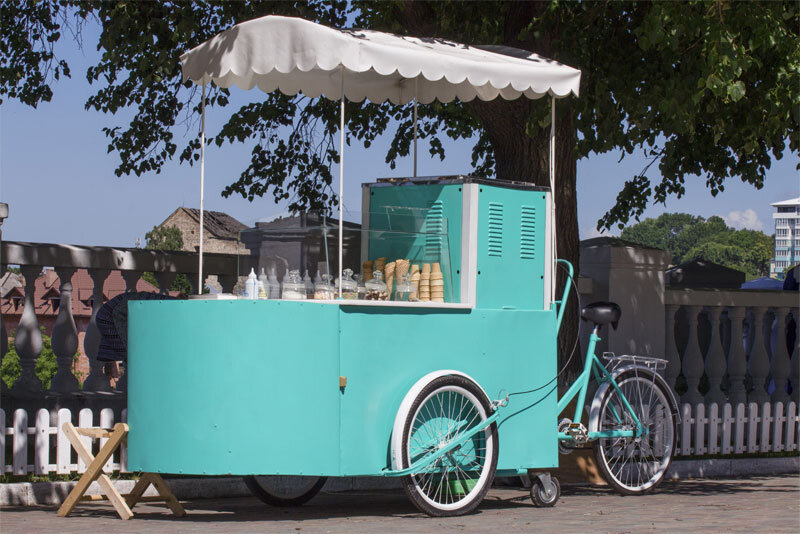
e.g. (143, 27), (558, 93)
(237, 208), (456, 303)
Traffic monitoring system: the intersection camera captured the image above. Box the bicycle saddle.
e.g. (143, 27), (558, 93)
(580, 301), (621, 329)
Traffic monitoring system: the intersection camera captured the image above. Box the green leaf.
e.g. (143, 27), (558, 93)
(727, 81), (746, 102)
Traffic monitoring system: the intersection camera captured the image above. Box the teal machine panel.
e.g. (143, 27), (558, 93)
(476, 184), (547, 310)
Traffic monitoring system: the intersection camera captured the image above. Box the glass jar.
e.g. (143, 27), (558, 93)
(365, 270), (389, 301)
(336, 268), (358, 300)
(355, 273), (367, 300)
(281, 269), (306, 300)
(394, 273), (416, 302)
(314, 274), (335, 300)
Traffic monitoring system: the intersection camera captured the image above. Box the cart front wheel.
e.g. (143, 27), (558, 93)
(400, 375), (498, 517)
(530, 475), (560, 507)
(243, 475), (327, 506)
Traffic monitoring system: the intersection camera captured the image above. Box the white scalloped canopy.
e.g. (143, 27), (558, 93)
(180, 15), (581, 104)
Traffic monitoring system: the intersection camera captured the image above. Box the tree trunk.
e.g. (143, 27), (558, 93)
(469, 98), (582, 384)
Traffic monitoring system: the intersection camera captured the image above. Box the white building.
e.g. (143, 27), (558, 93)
(771, 196), (800, 278)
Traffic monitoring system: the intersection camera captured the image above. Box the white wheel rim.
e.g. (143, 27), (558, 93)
(597, 376), (674, 492)
(406, 385), (494, 512)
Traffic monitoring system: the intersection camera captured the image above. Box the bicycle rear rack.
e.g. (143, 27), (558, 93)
(601, 353), (667, 375)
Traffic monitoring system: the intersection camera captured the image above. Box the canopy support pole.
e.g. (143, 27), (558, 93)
(413, 77), (418, 177)
(338, 69), (345, 299)
(549, 95), (556, 303)
(198, 84), (206, 295)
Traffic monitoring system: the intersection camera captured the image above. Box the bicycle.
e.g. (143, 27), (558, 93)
(540, 260), (680, 502)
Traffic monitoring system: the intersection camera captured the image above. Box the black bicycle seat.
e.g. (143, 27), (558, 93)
(581, 301), (621, 329)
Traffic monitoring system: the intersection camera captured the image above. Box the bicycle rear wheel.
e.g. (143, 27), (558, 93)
(593, 369), (676, 494)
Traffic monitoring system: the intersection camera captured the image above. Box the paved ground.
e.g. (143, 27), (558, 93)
(2, 475), (798, 533)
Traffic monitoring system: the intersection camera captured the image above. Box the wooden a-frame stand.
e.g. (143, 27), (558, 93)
(57, 422), (186, 520)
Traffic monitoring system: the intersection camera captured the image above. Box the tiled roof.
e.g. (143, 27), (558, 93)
(0, 269), (179, 318)
(180, 208), (249, 239)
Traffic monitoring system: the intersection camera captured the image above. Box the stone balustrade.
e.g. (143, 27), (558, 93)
(664, 289), (800, 406)
(0, 241), (252, 414)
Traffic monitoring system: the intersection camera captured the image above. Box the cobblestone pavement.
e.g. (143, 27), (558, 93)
(1, 475), (798, 533)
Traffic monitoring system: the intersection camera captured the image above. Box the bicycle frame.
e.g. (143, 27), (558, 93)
(556, 326), (645, 442)
(553, 259), (644, 443)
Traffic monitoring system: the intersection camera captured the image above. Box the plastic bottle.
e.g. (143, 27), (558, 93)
(245, 268), (258, 299)
(258, 267), (269, 291)
(267, 266), (281, 299)
(257, 280), (267, 299)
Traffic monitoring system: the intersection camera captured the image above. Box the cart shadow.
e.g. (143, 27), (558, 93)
(57, 477), (800, 523)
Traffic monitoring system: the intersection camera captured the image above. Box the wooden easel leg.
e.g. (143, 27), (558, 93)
(125, 473), (156, 509)
(149, 474), (186, 517)
(58, 423), (133, 520)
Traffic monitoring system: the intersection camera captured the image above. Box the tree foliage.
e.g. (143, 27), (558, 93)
(621, 212), (773, 278)
(144, 225), (184, 251)
(142, 225), (192, 294)
(1, 1), (796, 229)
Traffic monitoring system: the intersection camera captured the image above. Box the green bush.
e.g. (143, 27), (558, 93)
(0, 328), (77, 389)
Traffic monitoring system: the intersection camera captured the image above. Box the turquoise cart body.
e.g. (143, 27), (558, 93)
(127, 177), (559, 477)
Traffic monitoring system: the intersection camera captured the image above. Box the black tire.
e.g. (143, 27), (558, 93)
(400, 375), (498, 517)
(592, 369), (677, 495)
(530, 476), (560, 507)
(243, 475), (327, 506)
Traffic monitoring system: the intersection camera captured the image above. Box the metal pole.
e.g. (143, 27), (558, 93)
(549, 96), (556, 302)
(338, 68), (345, 299)
(198, 84), (206, 295)
(413, 78), (418, 178)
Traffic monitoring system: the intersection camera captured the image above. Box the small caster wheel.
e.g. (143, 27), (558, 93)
(530, 474), (560, 507)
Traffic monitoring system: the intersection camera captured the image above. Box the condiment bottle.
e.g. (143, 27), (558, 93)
(281, 269), (306, 300)
(336, 268), (358, 299)
(245, 268), (258, 299)
(365, 270), (389, 301)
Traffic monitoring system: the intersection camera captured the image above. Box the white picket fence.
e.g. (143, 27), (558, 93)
(1, 408), (128, 475)
(2, 403), (798, 476)
(676, 401), (800, 456)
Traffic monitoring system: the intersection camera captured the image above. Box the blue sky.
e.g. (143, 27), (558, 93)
(1, 22), (797, 248)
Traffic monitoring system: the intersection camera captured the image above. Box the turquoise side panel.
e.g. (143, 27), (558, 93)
(476, 186), (547, 310)
(127, 300), (341, 476)
(337, 306), (558, 475)
(369, 184), (463, 303)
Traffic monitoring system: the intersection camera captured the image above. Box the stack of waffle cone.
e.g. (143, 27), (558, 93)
(362, 260), (373, 282)
(394, 259), (410, 299)
(373, 257), (386, 279)
(410, 264), (420, 301)
(419, 263), (431, 301)
(384, 261), (396, 297)
(430, 263), (444, 302)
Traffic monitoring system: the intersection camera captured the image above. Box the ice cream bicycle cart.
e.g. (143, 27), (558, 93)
(126, 16), (678, 517)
